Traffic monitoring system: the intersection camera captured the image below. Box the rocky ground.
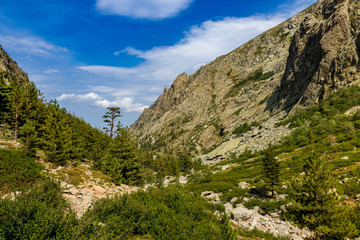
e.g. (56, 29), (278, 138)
(201, 191), (312, 240)
(40, 161), (140, 217)
(200, 112), (292, 164)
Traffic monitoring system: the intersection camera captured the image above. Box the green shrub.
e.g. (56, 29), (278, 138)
(79, 186), (235, 239)
(232, 123), (251, 136)
(0, 149), (43, 192)
(329, 142), (355, 153)
(0, 179), (78, 239)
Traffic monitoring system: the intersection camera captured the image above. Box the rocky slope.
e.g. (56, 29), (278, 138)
(130, 0), (360, 157)
(0, 45), (29, 86)
(41, 161), (139, 217)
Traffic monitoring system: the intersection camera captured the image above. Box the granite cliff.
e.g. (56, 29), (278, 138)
(130, 0), (360, 157)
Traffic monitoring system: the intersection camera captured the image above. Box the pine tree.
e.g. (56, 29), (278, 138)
(100, 124), (143, 185)
(286, 153), (357, 239)
(9, 83), (26, 141)
(19, 120), (38, 156)
(41, 101), (72, 165)
(261, 145), (280, 197)
(102, 107), (122, 138)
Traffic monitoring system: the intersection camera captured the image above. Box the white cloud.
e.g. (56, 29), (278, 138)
(58, 92), (148, 113)
(279, 0), (317, 16)
(0, 34), (68, 57)
(78, 65), (137, 78)
(79, 15), (285, 84)
(96, 0), (192, 19)
(44, 69), (60, 74)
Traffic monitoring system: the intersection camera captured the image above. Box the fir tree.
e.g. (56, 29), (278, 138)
(286, 153), (357, 239)
(261, 145), (280, 197)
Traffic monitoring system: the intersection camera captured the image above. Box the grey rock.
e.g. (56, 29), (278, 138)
(238, 181), (250, 189)
(201, 191), (221, 203)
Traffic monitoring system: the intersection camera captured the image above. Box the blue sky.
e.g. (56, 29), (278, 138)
(0, 0), (316, 128)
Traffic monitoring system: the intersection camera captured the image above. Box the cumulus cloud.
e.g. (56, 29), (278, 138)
(96, 0), (192, 19)
(0, 34), (69, 57)
(79, 15), (285, 84)
(58, 92), (148, 112)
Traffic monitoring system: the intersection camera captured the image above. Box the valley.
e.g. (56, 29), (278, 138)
(1, 0), (360, 239)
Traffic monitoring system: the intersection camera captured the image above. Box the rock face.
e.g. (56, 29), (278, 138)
(0, 45), (29, 86)
(279, 0), (360, 109)
(130, 0), (360, 156)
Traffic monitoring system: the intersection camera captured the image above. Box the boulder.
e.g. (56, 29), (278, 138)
(238, 181), (250, 189)
(201, 191), (221, 203)
(232, 206), (256, 221)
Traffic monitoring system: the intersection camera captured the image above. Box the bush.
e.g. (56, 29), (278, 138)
(0, 179), (78, 239)
(79, 186), (235, 239)
(0, 149), (43, 192)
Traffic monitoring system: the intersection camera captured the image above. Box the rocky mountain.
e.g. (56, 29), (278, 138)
(0, 45), (29, 86)
(130, 0), (360, 156)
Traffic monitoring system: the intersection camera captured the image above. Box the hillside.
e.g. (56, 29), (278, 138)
(130, 0), (360, 157)
(1, 0), (360, 239)
(0, 45), (29, 86)
(0, 42), (244, 239)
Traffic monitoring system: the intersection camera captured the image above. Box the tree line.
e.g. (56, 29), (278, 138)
(0, 72), (194, 187)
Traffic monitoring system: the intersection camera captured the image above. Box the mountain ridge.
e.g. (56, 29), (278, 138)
(130, 0), (360, 156)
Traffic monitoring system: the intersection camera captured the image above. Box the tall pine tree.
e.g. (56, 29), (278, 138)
(102, 107), (122, 138)
(261, 145), (280, 197)
(286, 153), (357, 239)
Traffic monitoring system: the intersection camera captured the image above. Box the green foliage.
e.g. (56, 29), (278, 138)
(19, 120), (39, 156)
(232, 122), (259, 136)
(247, 69), (275, 82)
(232, 123), (251, 136)
(79, 186), (235, 240)
(0, 149), (43, 192)
(225, 68), (275, 99)
(99, 125), (143, 186)
(102, 106), (122, 138)
(0, 179), (78, 240)
(285, 154), (357, 239)
(261, 145), (280, 197)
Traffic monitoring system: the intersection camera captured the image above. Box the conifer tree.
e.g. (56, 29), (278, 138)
(41, 101), (72, 165)
(9, 83), (26, 141)
(100, 124), (143, 185)
(19, 120), (38, 156)
(102, 107), (122, 138)
(261, 145), (280, 197)
(0, 84), (11, 124)
(286, 153), (357, 239)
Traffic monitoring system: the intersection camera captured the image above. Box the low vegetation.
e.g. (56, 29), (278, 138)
(225, 68), (275, 99)
(0, 180), (236, 239)
(186, 86), (360, 239)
